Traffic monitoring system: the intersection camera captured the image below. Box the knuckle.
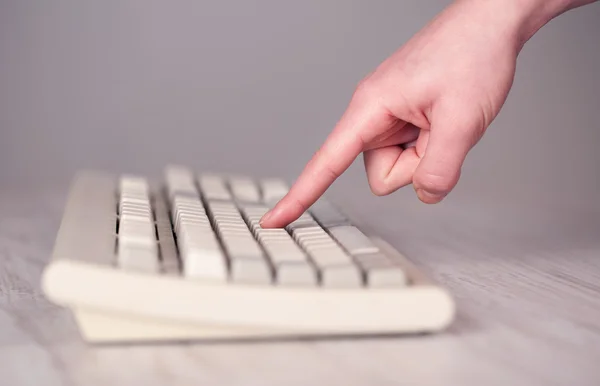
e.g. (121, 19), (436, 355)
(439, 103), (486, 145)
(367, 175), (395, 197)
(353, 76), (378, 102)
(312, 147), (340, 182)
(291, 197), (309, 214)
(321, 161), (341, 182)
(369, 181), (391, 197)
(456, 118), (484, 145)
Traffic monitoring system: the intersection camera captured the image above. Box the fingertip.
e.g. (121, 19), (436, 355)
(258, 199), (302, 229)
(258, 206), (283, 228)
(258, 210), (273, 228)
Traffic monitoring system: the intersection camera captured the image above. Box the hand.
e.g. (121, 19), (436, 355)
(260, 0), (595, 228)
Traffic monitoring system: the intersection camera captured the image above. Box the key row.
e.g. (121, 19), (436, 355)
(117, 176), (159, 273)
(167, 172), (228, 281)
(167, 165), (351, 227)
(168, 165), (288, 205)
(203, 174), (289, 205)
(153, 195), (181, 275)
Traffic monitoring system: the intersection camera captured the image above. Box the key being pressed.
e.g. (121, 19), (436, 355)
(207, 201), (271, 284)
(242, 206), (317, 286)
(42, 166), (456, 343)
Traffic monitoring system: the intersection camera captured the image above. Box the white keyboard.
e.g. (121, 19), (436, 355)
(42, 166), (455, 343)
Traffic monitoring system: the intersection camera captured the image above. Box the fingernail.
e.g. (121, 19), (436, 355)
(416, 189), (445, 203)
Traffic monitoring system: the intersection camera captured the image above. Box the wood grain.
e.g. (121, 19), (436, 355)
(1, 185), (600, 386)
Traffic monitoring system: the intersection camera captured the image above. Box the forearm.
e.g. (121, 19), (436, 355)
(515, 0), (598, 41)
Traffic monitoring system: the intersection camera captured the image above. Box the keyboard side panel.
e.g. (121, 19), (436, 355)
(50, 171), (117, 266)
(43, 261), (455, 334)
(73, 307), (300, 343)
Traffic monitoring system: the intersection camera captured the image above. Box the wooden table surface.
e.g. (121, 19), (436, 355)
(2, 184), (600, 386)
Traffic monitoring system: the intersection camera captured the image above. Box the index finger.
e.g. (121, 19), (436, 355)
(260, 98), (391, 228)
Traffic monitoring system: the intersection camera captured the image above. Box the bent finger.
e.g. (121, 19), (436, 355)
(363, 122), (421, 151)
(364, 145), (420, 196)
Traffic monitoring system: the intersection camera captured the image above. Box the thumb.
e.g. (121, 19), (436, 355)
(412, 114), (481, 203)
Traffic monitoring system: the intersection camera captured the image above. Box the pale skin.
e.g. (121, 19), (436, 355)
(260, 0), (598, 228)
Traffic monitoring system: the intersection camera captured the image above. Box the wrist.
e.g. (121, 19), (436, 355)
(503, 0), (594, 45)
(452, 0), (592, 52)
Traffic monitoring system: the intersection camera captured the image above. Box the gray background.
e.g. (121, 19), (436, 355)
(1, 0), (599, 217)
(3, 3), (600, 384)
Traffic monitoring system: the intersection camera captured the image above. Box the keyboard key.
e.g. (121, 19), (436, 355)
(292, 228), (333, 246)
(119, 211), (152, 223)
(177, 225), (226, 280)
(174, 213), (211, 234)
(292, 226), (337, 249)
(309, 199), (349, 227)
(229, 177), (260, 203)
(308, 245), (354, 265)
(354, 252), (407, 287)
(320, 265), (364, 288)
(117, 243), (159, 273)
(119, 175), (150, 194)
(198, 174), (232, 201)
(119, 201), (152, 211)
(328, 225), (379, 255)
(260, 178), (289, 203)
(171, 198), (207, 226)
(285, 212), (319, 231)
(165, 165), (199, 199)
(118, 221), (156, 243)
(119, 198), (152, 211)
